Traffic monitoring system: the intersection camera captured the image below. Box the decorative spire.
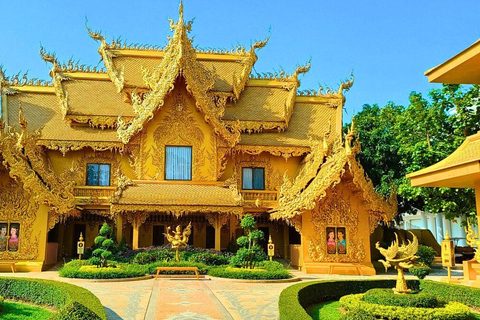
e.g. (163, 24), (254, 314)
(345, 117), (355, 155)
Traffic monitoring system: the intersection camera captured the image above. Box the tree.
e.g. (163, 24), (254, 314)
(89, 223), (115, 268)
(231, 214), (266, 269)
(349, 84), (480, 223)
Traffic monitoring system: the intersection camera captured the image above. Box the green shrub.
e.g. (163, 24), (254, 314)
(0, 277), (105, 319)
(208, 262), (291, 280)
(279, 279), (480, 320)
(146, 261), (210, 275)
(340, 293), (470, 320)
(133, 250), (174, 264)
(188, 251), (230, 266)
(231, 214), (266, 269)
(0, 295), (3, 314)
(362, 288), (442, 308)
(90, 223), (115, 268)
(278, 279), (418, 320)
(409, 266), (431, 279)
(59, 260), (147, 279)
(416, 245), (437, 267)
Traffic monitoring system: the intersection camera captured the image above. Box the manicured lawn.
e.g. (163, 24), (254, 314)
(1, 301), (53, 320)
(308, 301), (343, 320)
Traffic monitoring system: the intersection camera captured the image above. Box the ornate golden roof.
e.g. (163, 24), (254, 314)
(110, 181), (243, 215)
(271, 125), (397, 224)
(0, 2), (353, 153)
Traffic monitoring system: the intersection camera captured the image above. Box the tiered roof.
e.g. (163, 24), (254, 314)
(0, 2), (353, 155)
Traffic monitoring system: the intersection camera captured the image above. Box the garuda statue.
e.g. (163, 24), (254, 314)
(164, 222), (192, 262)
(376, 231), (419, 294)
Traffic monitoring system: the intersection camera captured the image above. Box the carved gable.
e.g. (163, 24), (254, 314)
(132, 81), (217, 181)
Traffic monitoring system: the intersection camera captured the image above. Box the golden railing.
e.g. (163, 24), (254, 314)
(74, 186), (115, 206)
(241, 190), (279, 202)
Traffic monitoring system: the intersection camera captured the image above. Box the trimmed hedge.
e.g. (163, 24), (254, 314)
(209, 261), (291, 280)
(0, 277), (105, 320)
(362, 288), (442, 308)
(279, 279), (480, 320)
(340, 293), (470, 320)
(59, 260), (147, 279)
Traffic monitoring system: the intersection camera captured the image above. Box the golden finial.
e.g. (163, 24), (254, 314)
(345, 117), (355, 155)
(179, 0), (184, 22)
(445, 230), (450, 240)
(79, 232), (84, 242)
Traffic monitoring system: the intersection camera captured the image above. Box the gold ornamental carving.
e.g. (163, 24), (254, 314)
(115, 3), (240, 147)
(150, 90), (214, 181)
(0, 179), (40, 260)
(308, 186), (366, 263)
(376, 232), (419, 294)
(164, 222), (192, 262)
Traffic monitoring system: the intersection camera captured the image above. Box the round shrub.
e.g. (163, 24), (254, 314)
(416, 245), (437, 267)
(340, 293), (470, 320)
(409, 266), (431, 279)
(362, 288), (443, 308)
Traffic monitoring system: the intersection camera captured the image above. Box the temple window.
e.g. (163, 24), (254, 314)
(86, 163), (111, 186)
(165, 146), (192, 180)
(242, 167), (265, 190)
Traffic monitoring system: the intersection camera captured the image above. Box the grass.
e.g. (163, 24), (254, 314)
(1, 301), (53, 320)
(308, 301), (343, 320)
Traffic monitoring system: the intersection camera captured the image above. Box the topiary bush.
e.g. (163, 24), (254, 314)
(89, 223), (115, 268)
(0, 277), (105, 319)
(416, 245), (437, 267)
(231, 214), (267, 269)
(409, 266), (431, 279)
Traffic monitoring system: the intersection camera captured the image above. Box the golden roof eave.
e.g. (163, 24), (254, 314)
(425, 38), (480, 84)
(407, 131), (480, 188)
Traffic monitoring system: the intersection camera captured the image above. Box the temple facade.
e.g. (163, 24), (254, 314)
(0, 4), (396, 273)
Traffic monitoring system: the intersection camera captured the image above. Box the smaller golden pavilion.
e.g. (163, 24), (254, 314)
(407, 37), (480, 281)
(0, 3), (396, 273)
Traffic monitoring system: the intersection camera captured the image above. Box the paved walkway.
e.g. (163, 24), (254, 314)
(0, 267), (463, 320)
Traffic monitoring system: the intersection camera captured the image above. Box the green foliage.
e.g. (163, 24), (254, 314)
(188, 251), (230, 266)
(362, 288), (442, 308)
(91, 223), (114, 268)
(226, 235), (238, 253)
(133, 250), (175, 264)
(308, 301), (343, 320)
(416, 245), (437, 266)
(0, 295), (3, 314)
(208, 264), (290, 280)
(232, 214), (266, 269)
(2, 301), (53, 320)
(409, 266), (432, 279)
(59, 260), (147, 279)
(0, 276), (106, 319)
(349, 85), (480, 221)
(340, 293), (470, 320)
(279, 279), (480, 320)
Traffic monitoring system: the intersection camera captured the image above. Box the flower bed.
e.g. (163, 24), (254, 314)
(279, 279), (480, 320)
(0, 277), (105, 319)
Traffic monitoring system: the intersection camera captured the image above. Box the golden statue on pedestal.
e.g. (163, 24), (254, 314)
(164, 222), (192, 262)
(376, 232), (419, 294)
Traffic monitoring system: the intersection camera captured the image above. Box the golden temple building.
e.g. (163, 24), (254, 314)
(0, 4), (396, 273)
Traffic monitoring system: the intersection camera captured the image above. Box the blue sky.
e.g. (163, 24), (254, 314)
(1, 1), (479, 121)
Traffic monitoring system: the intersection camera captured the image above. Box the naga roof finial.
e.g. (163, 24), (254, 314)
(337, 71), (354, 95)
(39, 45), (58, 66)
(85, 18), (105, 43)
